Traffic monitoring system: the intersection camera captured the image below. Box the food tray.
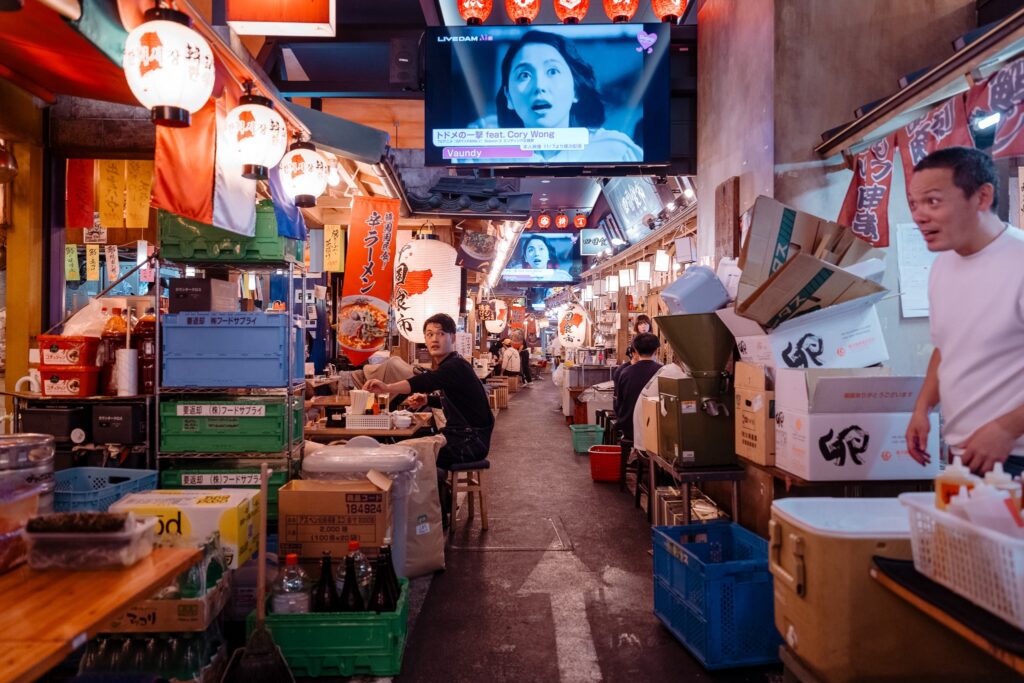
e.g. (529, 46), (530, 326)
(345, 414), (393, 430)
(53, 468), (158, 512)
(26, 516), (157, 569)
(901, 492), (1024, 630)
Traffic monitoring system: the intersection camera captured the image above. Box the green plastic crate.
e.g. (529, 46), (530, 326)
(247, 578), (410, 677)
(159, 200), (303, 263)
(570, 424), (605, 453)
(160, 465), (289, 521)
(160, 397), (303, 453)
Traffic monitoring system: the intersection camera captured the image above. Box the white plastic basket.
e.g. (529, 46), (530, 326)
(899, 492), (1024, 630)
(344, 414), (393, 430)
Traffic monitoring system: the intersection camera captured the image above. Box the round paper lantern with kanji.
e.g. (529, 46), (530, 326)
(458, 0), (493, 24)
(484, 299), (508, 334)
(278, 142), (328, 208)
(122, 7), (216, 127)
(558, 304), (588, 349)
(224, 94), (288, 179)
(537, 213), (552, 229)
(554, 0), (589, 23)
(394, 236), (462, 344)
(651, 0), (687, 22)
(573, 213), (588, 229)
(555, 212), (569, 229)
(505, 0), (540, 24)
(603, 0), (638, 22)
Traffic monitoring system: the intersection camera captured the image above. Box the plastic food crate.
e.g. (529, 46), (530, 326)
(53, 467), (158, 512)
(26, 516), (157, 569)
(569, 424), (604, 454)
(901, 492), (1024, 630)
(653, 523), (780, 669)
(162, 312), (304, 388)
(158, 201), (303, 264)
(160, 397), (303, 452)
(248, 578), (410, 677)
(160, 466), (289, 521)
(588, 444), (620, 482)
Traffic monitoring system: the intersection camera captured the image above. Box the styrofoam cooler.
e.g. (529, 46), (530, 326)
(162, 312), (304, 388)
(770, 498), (1013, 682)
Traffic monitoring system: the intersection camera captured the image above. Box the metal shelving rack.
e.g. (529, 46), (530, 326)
(155, 257), (307, 480)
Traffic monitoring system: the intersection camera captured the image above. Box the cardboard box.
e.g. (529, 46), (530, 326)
(774, 369), (939, 481)
(734, 362), (775, 466)
(641, 396), (661, 456)
(738, 196), (878, 305)
(104, 573), (232, 633)
(111, 489), (259, 569)
(717, 297), (888, 371)
(278, 475), (392, 559)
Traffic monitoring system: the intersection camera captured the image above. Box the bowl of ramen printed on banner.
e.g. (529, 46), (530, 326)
(337, 295), (390, 354)
(460, 231), (497, 261)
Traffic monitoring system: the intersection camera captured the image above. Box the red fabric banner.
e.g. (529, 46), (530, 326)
(509, 305), (526, 331)
(838, 134), (896, 247)
(151, 100), (216, 225)
(339, 195), (401, 365)
(895, 95), (973, 181)
(966, 57), (1024, 159)
(65, 158), (94, 228)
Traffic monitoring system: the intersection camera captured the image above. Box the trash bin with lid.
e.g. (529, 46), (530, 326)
(302, 436), (419, 576)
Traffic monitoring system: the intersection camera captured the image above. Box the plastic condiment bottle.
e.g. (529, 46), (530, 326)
(935, 456), (981, 510)
(946, 485), (972, 520)
(983, 462), (1023, 510)
(133, 308), (158, 395)
(99, 307), (128, 396)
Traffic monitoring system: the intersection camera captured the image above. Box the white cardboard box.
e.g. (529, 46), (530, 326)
(717, 296), (888, 371)
(774, 369), (939, 481)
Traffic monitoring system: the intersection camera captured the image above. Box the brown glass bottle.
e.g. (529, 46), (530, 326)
(133, 308), (158, 394)
(311, 552), (342, 612)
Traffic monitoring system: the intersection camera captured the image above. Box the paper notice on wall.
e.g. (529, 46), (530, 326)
(105, 245), (120, 282)
(64, 245), (80, 280)
(896, 223), (937, 318)
(86, 244), (100, 281)
(137, 240), (155, 283)
(456, 331), (474, 360)
(323, 224), (345, 272)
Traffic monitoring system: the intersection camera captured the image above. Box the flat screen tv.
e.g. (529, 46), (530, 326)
(424, 24), (670, 168)
(502, 232), (581, 283)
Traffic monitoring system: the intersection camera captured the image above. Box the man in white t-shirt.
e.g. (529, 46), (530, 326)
(906, 146), (1024, 475)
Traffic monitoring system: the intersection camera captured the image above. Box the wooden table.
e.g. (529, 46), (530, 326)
(0, 547), (200, 683)
(305, 415), (434, 443)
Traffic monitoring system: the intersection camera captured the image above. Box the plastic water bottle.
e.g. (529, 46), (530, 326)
(271, 553), (311, 613)
(337, 540), (373, 605)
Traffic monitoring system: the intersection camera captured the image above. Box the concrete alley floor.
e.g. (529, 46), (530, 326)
(397, 375), (781, 683)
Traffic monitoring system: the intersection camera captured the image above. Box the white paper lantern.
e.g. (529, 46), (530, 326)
(583, 284), (593, 302)
(279, 142), (328, 207)
(123, 8), (216, 127)
(619, 268), (635, 288)
(224, 94), (288, 179)
(637, 260), (652, 282)
(484, 299), (508, 334)
(606, 275), (619, 293)
(558, 304), (588, 350)
(654, 249), (670, 273)
(393, 236), (461, 344)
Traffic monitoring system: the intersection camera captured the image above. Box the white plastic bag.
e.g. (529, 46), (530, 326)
(61, 300), (109, 337)
(552, 364), (564, 387)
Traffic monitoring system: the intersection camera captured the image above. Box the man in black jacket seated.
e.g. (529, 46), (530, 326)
(364, 313), (493, 525)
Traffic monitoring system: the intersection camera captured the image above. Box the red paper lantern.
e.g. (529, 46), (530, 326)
(458, 0), (493, 24)
(555, 212), (569, 229)
(603, 0), (638, 22)
(573, 213), (588, 229)
(651, 0), (687, 22)
(506, 0), (540, 24)
(553, 0), (589, 24)
(537, 213), (552, 229)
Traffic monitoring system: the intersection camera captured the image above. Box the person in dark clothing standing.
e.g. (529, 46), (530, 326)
(518, 342), (532, 385)
(614, 333), (661, 442)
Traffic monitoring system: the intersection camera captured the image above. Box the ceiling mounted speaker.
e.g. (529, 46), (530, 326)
(389, 38), (420, 88)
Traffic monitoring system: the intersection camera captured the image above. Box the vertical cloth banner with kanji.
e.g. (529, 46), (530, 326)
(340, 196), (400, 365)
(896, 95), (973, 182)
(966, 57), (1024, 159)
(509, 305), (526, 331)
(838, 134), (897, 247)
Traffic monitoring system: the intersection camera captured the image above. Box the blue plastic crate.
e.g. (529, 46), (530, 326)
(652, 523), (780, 669)
(162, 312), (303, 388)
(53, 467), (158, 512)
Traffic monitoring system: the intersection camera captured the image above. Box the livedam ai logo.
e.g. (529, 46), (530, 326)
(436, 35), (493, 42)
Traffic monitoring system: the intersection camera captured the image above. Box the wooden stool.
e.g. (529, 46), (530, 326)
(447, 459), (490, 535)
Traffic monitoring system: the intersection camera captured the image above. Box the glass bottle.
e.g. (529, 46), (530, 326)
(133, 307), (158, 394)
(100, 306), (128, 395)
(337, 540), (372, 605)
(338, 555), (366, 612)
(380, 543), (401, 601)
(271, 553), (312, 614)
(368, 555), (398, 613)
(311, 552), (341, 612)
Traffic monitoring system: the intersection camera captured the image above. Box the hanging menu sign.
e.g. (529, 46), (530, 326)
(64, 245), (80, 280)
(86, 244), (100, 281)
(97, 159), (126, 228)
(105, 245), (120, 282)
(324, 224), (345, 272)
(125, 160), (153, 228)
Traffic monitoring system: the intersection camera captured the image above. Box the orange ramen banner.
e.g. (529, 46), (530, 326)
(339, 196), (400, 365)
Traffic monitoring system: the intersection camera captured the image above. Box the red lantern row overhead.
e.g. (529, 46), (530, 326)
(651, 0), (688, 22)
(555, 212), (570, 229)
(603, 0), (638, 22)
(505, 0), (540, 24)
(537, 213), (552, 229)
(573, 213), (588, 229)
(554, 0), (589, 23)
(458, 0), (493, 24)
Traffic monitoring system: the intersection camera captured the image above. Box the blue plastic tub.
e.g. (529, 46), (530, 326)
(652, 522), (780, 669)
(162, 312), (303, 388)
(53, 467), (158, 512)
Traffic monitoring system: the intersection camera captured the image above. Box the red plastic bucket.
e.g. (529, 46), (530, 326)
(589, 445), (621, 482)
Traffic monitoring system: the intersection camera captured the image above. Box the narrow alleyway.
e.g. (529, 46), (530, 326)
(398, 377), (779, 683)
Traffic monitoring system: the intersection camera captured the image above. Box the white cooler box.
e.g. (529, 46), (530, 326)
(771, 498), (1013, 682)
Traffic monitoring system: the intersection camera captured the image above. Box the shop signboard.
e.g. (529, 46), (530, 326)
(579, 228), (609, 255)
